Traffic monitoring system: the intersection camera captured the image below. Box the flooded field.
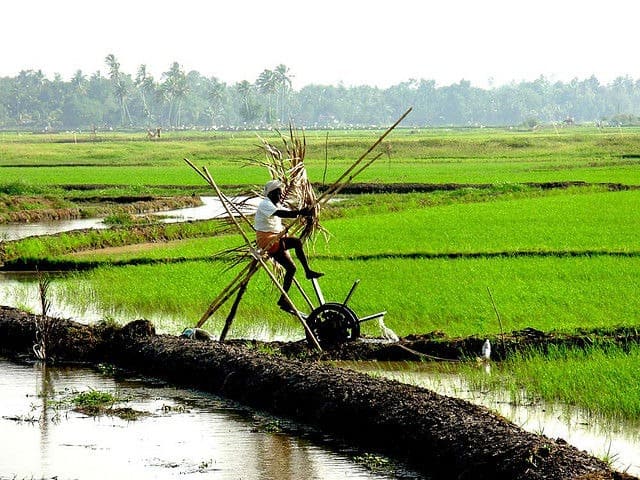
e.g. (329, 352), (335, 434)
(1, 195), (638, 477)
(335, 361), (640, 476)
(0, 357), (419, 480)
(1, 272), (639, 476)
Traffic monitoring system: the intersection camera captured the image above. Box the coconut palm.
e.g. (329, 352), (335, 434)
(206, 77), (226, 126)
(273, 64), (293, 122)
(256, 69), (277, 123)
(104, 53), (132, 126)
(135, 64), (156, 124)
(160, 62), (188, 127)
(234, 80), (261, 124)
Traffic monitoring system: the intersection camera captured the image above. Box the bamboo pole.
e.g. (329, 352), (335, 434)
(185, 160), (322, 351)
(195, 261), (255, 328)
(316, 107), (412, 204)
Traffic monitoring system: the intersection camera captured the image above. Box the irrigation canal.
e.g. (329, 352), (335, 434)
(0, 357), (419, 479)
(0, 196), (253, 241)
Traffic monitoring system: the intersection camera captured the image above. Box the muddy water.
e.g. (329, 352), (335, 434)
(336, 361), (640, 476)
(0, 218), (109, 241)
(0, 358), (417, 480)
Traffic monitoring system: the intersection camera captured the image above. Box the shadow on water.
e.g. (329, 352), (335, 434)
(0, 357), (422, 480)
(334, 361), (640, 476)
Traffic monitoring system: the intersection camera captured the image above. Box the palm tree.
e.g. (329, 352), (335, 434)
(235, 80), (261, 124)
(206, 77), (226, 126)
(71, 70), (88, 96)
(135, 64), (155, 124)
(160, 62), (188, 127)
(104, 53), (132, 126)
(273, 64), (292, 122)
(256, 69), (277, 123)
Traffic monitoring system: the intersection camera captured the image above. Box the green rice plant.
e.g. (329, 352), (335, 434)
(55, 253), (640, 340)
(460, 345), (640, 420)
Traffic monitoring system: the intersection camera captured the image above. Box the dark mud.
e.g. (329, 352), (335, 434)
(266, 326), (640, 362)
(315, 181), (640, 194)
(0, 306), (635, 480)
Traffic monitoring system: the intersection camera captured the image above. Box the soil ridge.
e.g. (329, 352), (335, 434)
(0, 306), (634, 480)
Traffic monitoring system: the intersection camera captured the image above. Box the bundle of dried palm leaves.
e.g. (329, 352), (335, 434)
(209, 125), (325, 268)
(255, 125), (324, 244)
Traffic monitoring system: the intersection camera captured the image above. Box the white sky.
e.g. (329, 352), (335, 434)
(2, 0), (638, 89)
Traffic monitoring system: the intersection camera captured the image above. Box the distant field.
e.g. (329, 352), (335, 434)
(2, 127), (640, 186)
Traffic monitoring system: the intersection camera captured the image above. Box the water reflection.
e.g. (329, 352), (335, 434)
(0, 358), (413, 480)
(335, 361), (640, 476)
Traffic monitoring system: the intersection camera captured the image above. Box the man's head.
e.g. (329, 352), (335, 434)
(264, 180), (283, 202)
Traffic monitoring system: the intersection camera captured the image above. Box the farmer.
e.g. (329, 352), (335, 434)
(255, 179), (323, 313)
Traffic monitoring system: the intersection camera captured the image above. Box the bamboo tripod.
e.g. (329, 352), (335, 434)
(185, 107), (412, 352)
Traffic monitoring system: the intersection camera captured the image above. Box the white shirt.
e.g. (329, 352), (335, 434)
(254, 197), (284, 233)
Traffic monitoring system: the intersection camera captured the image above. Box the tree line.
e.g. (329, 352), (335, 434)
(2, 54), (640, 131)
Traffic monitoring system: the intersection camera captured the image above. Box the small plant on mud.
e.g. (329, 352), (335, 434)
(70, 389), (146, 420)
(33, 270), (60, 361)
(599, 441), (621, 469)
(244, 341), (281, 356)
(103, 212), (161, 226)
(72, 389), (117, 412)
(103, 212), (138, 225)
(354, 453), (391, 471)
(96, 363), (118, 375)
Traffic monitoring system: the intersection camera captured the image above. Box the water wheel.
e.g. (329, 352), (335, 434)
(305, 302), (360, 349)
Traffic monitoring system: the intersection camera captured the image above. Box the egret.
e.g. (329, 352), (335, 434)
(481, 339), (491, 360)
(378, 318), (399, 342)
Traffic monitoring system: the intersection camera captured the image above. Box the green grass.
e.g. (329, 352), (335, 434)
(461, 345), (640, 420)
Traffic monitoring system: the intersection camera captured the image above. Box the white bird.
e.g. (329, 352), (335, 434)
(378, 318), (399, 342)
(481, 339), (491, 361)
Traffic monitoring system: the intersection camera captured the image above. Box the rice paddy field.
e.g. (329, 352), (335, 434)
(2, 124), (640, 421)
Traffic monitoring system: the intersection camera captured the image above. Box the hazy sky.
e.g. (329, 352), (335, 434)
(3, 0), (637, 89)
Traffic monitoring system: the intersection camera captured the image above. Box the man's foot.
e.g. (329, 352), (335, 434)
(305, 270), (324, 280)
(277, 298), (296, 314)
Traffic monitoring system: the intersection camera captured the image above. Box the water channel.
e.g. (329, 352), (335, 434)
(0, 357), (417, 479)
(0, 196), (252, 241)
(1, 198), (638, 476)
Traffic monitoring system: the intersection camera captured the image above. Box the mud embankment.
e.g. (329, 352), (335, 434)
(317, 181), (640, 194)
(269, 326), (640, 362)
(0, 307), (634, 480)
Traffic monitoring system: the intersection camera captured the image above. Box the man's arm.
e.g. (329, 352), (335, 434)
(274, 207), (313, 218)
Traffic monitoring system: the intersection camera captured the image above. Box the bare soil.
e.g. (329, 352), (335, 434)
(0, 306), (635, 480)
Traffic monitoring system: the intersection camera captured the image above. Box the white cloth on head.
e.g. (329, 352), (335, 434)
(263, 180), (282, 196)
(255, 197), (284, 233)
